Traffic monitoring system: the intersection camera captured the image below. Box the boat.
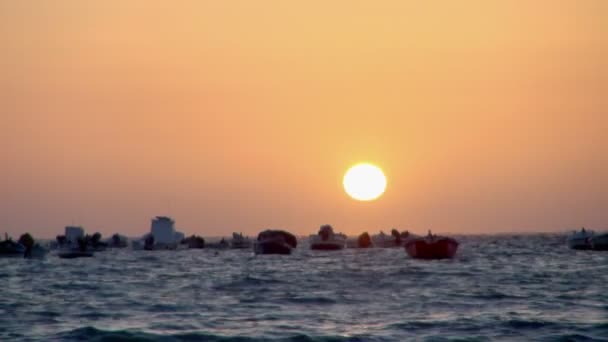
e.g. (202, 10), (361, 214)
(230, 232), (252, 249)
(206, 238), (229, 249)
(357, 232), (373, 248)
(372, 229), (414, 248)
(309, 225), (347, 250)
(58, 235), (94, 258)
(18, 233), (47, 258)
(134, 216), (184, 250)
(254, 230), (297, 255)
(404, 231), (459, 259)
(567, 228), (594, 250)
(0, 234), (25, 257)
(590, 233), (608, 251)
(107, 233), (129, 248)
(182, 235), (205, 249)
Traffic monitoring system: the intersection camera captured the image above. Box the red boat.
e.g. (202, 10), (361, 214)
(404, 231), (459, 259)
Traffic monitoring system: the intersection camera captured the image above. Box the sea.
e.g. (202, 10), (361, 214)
(1, 234), (607, 341)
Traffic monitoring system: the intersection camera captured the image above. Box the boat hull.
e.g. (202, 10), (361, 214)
(310, 242), (344, 251)
(590, 234), (608, 251)
(567, 237), (592, 250)
(58, 251), (94, 259)
(254, 241), (292, 255)
(0, 241), (26, 257)
(405, 238), (458, 259)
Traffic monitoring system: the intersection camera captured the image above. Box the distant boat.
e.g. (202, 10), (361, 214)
(182, 235), (205, 249)
(309, 225), (346, 250)
(206, 238), (229, 249)
(18, 233), (47, 258)
(567, 228), (594, 250)
(107, 233), (129, 248)
(254, 230), (297, 255)
(230, 232), (252, 249)
(57, 234), (94, 259)
(372, 229), (409, 248)
(134, 216), (184, 250)
(590, 233), (608, 251)
(404, 231), (459, 259)
(0, 234), (25, 257)
(357, 232), (373, 248)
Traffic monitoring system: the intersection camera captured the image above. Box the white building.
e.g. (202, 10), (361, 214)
(65, 226), (84, 244)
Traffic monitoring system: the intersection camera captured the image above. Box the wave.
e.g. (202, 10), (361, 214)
(54, 326), (370, 342)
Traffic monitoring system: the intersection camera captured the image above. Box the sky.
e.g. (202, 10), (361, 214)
(1, 1), (607, 238)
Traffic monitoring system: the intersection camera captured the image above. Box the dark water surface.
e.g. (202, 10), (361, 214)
(1, 234), (607, 341)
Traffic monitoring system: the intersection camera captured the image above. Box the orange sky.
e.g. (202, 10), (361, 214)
(1, 1), (607, 238)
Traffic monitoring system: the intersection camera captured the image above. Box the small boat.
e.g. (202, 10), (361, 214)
(372, 229), (406, 248)
(206, 238), (229, 249)
(58, 236), (94, 258)
(357, 232), (373, 248)
(309, 225), (347, 250)
(404, 231), (459, 259)
(254, 230), (297, 255)
(230, 232), (252, 249)
(590, 233), (608, 251)
(0, 235), (26, 257)
(107, 233), (129, 248)
(182, 235), (205, 249)
(567, 228), (594, 250)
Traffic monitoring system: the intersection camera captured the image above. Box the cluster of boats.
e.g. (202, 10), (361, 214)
(254, 225), (459, 259)
(2, 218), (605, 260)
(567, 228), (608, 251)
(0, 233), (47, 258)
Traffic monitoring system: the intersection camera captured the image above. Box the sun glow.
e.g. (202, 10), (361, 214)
(343, 163), (387, 201)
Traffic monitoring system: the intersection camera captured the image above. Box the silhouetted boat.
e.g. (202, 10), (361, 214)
(18, 233), (47, 258)
(372, 229), (409, 248)
(0, 235), (25, 257)
(357, 232), (372, 248)
(182, 235), (205, 249)
(309, 225), (346, 250)
(404, 231), (458, 259)
(590, 233), (608, 251)
(567, 228), (594, 250)
(230, 232), (252, 249)
(58, 235), (94, 258)
(254, 230), (297, 255)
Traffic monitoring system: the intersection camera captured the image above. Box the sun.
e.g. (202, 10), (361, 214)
(343, 163), (387, 201)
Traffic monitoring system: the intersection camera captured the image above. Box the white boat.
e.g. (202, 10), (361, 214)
(309, 225), (347, 250)
(133, 216), (184, 250)
(567, 228), (594, 250)
(230, 232), (252, 249)
(590, 233), (608, 251)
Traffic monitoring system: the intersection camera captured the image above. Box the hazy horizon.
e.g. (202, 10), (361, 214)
(1, 1), (607, 239)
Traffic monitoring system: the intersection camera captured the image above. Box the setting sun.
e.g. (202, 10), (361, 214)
(343, 163), (387, 201)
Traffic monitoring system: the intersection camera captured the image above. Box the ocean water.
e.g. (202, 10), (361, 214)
(1, 234), (607, 341)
